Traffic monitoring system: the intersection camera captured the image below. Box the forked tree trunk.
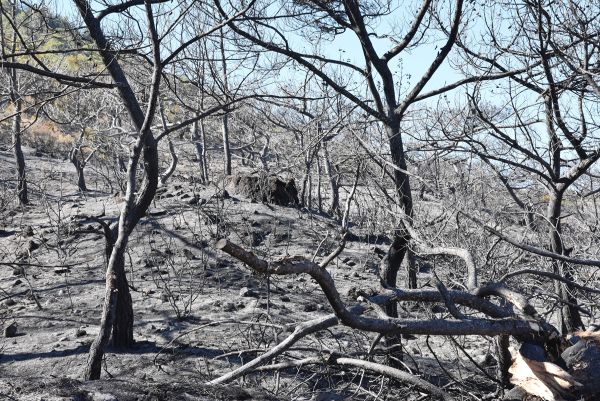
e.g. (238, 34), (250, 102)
(75, 0), (160, 380)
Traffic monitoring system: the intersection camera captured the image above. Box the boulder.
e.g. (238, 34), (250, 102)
(225, 173), (299, 206)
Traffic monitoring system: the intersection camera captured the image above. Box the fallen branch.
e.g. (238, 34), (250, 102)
(215, 239), (553, 339)
(207, 313), (341, 385)
(474, 283), (540, 319)
(255, 354), (453, 400)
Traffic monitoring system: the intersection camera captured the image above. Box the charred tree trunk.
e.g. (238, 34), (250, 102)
(316, 147), (323, 212)
(383, 123), (415, 290)
(547, 190), (584, 334)
(379, 119), (414, 364)
(322, 139), (339, 218)
(84, 243), (133, 379)
(12, 97), (28, 205)
(496, 334), (512, 389)
(219, 31), (231, 175)
(76, 164), (87, 191)
(6, 3), (28, 206)
(300, 141), (317, 208)
(544, 94), (584, 335)
(111, 251), (134, 347)
(158, 103), (178, 186)
(191, 117), (208, 183)
(76, 0), (160, 380)
(158, 139), (178, 186)
(259, 136), (269, 171)
(222, 113), (231, 175)
(70, 131), (88, 192)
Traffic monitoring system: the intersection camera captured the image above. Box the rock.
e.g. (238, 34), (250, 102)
(187, 195), (205, 205)
(242, 231), (265, 247)
(4, 322), (17, 338)
(239, 287), (259, 298)
(4, 298), (16, 307)
(148, 209), (168, 217)
(0, 229), (14, 237)
(182, 249), (196, 260)
(217, 189), (230, 199)
(75, 328), (87, 337)
(474, 352), (497, 367)
(271, 232), (291, 244)
(502, 387), (530, 400)
(225, 173), (299, 206)
(26, 240), (40, 252)
(88, 392), (118, 401)
(562, 332), (600, 399)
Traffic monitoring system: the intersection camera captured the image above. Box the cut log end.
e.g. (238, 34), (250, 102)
(215, 239), (228, 250)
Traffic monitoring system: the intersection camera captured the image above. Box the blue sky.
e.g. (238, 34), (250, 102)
(48, 0), (465, 108)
